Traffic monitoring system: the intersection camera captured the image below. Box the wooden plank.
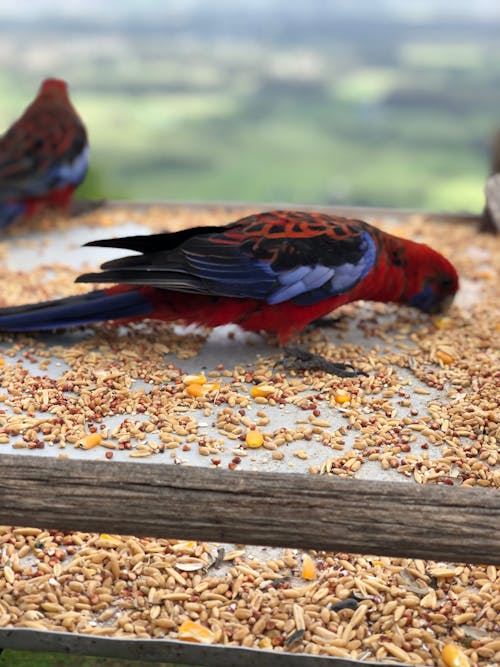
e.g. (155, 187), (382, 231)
(0, 454), (498, 564)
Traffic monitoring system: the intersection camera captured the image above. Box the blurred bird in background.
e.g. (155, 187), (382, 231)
(482, 130), (500, 234)
(0, 78), (88, 230)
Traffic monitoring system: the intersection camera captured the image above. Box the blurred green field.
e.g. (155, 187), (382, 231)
(0, 650), (187, 666)
(0, 12), (498, 214)
(75, 85), (495, 212)
(78, 88), (493, 212)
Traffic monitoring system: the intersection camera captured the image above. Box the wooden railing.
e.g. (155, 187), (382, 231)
(1, 454), (498, 565)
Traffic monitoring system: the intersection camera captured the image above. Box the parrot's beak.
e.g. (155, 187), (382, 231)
(436, 294), (455, 314)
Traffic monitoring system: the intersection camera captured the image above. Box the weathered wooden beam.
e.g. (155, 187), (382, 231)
(0, 454), (498, 564)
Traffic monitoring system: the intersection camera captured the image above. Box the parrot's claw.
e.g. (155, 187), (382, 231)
(276, 347), (366, 378)
(306, 315), (346, 331)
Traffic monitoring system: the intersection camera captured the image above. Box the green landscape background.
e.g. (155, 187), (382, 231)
(0, 1), (499, 214)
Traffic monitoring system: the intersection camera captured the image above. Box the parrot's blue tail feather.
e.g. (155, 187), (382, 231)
(0, 202), (26, 229)
(0, 289), (152, 331)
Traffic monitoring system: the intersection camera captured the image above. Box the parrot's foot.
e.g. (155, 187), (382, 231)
(307, 315), (346, 330)
(276, 346), (366, 378)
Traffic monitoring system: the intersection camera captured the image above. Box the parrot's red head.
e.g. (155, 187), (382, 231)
(39, 78), (69, 98)
(383, 234), (459, 314)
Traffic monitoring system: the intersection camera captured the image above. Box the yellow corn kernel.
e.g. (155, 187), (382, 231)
(245, 430), (264, 448)
(436, 350), (454, 365)
(433, 316), (452, 329)
(302, 554), (316, 580)
(441, 643), (469, 667)
(334, 390), (351, 404)
(203, 382), (220, 392)
(173, 540), (197, 550)
(178, 620), (215, 644)
(0, 356), (4, 366)
(183, 374), (207, 386)
(250, 384), (274, 398)
(98, 534), (122, 547)
(475, 269), (494, 280)
(76, 433), (102, 449)
(186, 383), (205, 398)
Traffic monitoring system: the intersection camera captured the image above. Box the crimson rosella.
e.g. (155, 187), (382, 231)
(0, 210), (458, 375)
(0, 78), (88, 229)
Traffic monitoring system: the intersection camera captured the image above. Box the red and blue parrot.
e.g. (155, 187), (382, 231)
(0, 78), (88, 229)
(0, 210), (458, 374)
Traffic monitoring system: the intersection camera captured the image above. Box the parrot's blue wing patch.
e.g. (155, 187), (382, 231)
(50, 144), (89, 187)
(183, 248), (277, 299)
(0, 135), (88, 200)
(181, 231), (377, 304)
(287, 232), (377, 305)
(76, 223), (379, 306)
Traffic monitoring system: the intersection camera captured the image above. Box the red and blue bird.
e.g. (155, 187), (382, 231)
(0, 210), (458, 374)
(0, 78), (88, 230)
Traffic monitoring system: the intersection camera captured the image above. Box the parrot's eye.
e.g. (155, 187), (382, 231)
(438, 274), (455, 292)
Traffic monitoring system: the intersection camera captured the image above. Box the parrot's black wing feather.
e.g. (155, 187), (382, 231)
(85, 225), (224, 253)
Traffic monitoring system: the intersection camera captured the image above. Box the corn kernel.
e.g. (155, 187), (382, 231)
(250, 384), (274, 398)
(178, 620), (215, 644)
(245, 430), (264, 448)
(441, 643), (469, 667)
(186, 381), (219, 398)
(76, 433), (102, 449)
(98, 534), (122, 547)
(183, 374), (207, 386)
(475, 269), (494, 280)
(334, 390), (351, 404)
(174, 540), (196, 549)
(433, 316), (452, 329)
(302, 554), (316, 580)
(0, 356), (4, 366)
(436, 350), (454, 365)
(186, 383), (205, 398)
